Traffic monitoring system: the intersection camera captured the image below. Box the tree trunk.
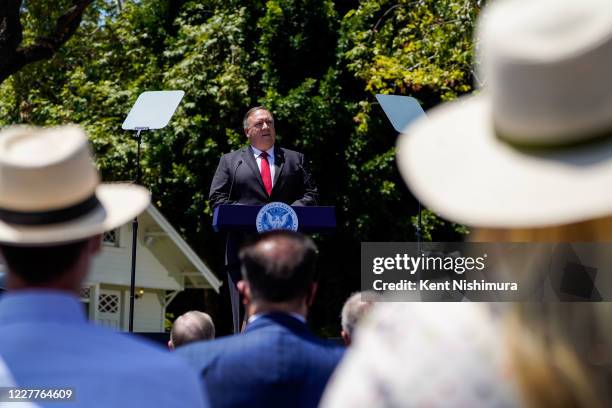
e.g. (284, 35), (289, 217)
(0, 0), (93, 84)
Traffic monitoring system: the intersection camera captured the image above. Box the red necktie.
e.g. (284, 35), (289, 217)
(259, 151), (272, 196)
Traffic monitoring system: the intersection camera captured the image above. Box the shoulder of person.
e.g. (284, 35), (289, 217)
(175, 334), (241, 366)
(307, 335), (346, 355)
(277, 147), (304, 157)
(85, 326), (203, 377)
(122, 346), (206, 407)
(86, 324), (178, 359)
(221, 147), (248, 160)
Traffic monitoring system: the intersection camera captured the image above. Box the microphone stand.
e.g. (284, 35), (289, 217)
(228, 160), (242, 202)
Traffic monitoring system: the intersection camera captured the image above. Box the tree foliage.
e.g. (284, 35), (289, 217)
(0, 0), (94, 83)
(0, 0), (480, 333)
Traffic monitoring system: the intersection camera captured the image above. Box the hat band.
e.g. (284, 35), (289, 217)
(494, 123), (612, 149)
(0, 194), (101, 226)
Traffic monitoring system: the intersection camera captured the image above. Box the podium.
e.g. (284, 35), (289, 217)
(213, 205), (336, 233)
(214, 204), (335, 334)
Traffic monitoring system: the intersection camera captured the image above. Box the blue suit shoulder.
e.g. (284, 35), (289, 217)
(176, 315), (342, 408)
(177, 314), (344, 372)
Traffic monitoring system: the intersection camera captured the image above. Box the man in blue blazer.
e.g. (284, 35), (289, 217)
(178, 230), (344, 408)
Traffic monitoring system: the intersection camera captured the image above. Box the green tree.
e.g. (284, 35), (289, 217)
(0, 0), (481, 334)
(0, 0), (94, 83)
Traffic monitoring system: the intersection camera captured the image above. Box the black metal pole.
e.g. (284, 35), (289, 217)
(128, 128), (144, 332)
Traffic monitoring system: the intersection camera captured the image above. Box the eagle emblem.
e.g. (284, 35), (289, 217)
(256, 202), (299, 233)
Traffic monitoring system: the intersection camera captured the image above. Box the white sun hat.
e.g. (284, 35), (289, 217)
(396, 0), (612, 228)
(0, 125), (150, 245)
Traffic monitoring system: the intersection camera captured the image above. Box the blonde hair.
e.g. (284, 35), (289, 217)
(506, 308), (604, 408)
(470, 218), (612, 407)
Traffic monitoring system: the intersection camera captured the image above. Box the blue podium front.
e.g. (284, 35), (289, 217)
(213, 205), (336, 233)
(214, 204), (335, 333)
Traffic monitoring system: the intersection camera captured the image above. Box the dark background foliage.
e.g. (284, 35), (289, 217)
(0, 0), (481, 335)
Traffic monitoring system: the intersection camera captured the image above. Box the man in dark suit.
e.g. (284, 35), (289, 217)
(209, 107), (319, 332)
(178, 230), (344, 408)
(209, 106), (318, 208)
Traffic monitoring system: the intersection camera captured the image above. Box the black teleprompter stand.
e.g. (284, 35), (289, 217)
(122, 90), (185, 332)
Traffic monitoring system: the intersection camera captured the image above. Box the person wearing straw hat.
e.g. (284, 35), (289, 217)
(323, 0), (612, 407)
(0, 126), (208, 407)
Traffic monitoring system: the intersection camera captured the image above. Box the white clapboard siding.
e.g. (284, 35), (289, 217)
(131, 291), (164, 333)
(89, 223), (182, 290)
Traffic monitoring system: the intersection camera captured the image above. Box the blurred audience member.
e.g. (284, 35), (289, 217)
(324, 0), (612, 406)
(169, 311), (216, 350)
(340, 291), (378, 346)
(322, 303), (525, 407)
(178, 230), (344, 408)
(0, 126), (207, 408)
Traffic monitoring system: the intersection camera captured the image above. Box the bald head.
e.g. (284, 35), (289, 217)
(239, 231), (318, 302)
(341, 292), (378, 345)
(169, 311), (215, 350)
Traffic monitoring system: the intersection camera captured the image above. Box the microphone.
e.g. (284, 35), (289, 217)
(297, 163), (317, 205)
(228, 160), (243, 202)
(298, 163), (311, 185)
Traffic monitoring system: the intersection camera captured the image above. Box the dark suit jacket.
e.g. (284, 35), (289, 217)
(210, 145), (319, 270)
(209, 145), (318, 209)
(177, 313), (345, 408)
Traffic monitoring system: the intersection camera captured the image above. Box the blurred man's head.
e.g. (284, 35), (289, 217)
(0, 238), (101, 293)
(0, 125), (149, 294)
(237, 230), (318, 317)
(168, 311), (215, 350)
(340, 292), (378, 346)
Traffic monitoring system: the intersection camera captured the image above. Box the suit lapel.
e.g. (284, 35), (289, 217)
(242, 146), (266, 193)
(272, 147), (285, 192)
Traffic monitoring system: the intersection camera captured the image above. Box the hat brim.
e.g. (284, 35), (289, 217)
(0, 183), (150, 246)
(396, 95), (612, 228)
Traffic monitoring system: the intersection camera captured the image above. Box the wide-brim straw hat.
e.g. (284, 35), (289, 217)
(0, 125), (150, 246)
(396, 0), (612, 228)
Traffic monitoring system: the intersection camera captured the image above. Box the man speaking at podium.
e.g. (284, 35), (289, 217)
(209, 106), (319, 332)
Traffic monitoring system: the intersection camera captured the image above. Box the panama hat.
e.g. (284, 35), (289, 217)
(0, 125), (150, 245)
(396, 0), (612, 228)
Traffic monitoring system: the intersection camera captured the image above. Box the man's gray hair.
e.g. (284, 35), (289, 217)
(243, 106), (273, 129)
(170, 311), (215, 348)
(340, 291), (378, 338)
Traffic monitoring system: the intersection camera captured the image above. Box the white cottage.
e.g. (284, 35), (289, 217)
(1, 205), (222, 333)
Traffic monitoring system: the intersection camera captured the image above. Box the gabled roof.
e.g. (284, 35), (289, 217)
(141, 205), (222, 292)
